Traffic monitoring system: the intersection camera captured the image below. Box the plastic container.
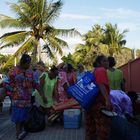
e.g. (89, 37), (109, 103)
(63, 109), (81, 129)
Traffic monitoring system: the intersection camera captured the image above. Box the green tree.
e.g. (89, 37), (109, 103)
(73, 24), (105, 69)
(0, 0), (80, 68)
(72, 23), (128, 69)
(114, 48), (132, 67)
(61, 53), (76, 66)
(136, 49), (140, 58)
(102, 23), (128, 56)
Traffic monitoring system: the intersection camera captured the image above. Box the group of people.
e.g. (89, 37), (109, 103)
(0, 53), (138, 140)
(85, 55), (136, 140)
(0, 54), (85, 139)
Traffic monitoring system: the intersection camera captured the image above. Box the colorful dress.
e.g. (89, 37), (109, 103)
(67, 72), (76, 86)
(56, 71), (69, 102)
(4, 66), (38, 123)
(85, 67), (112, 140)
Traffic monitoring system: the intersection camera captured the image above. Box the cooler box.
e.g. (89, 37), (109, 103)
(63, 109), (81, 129)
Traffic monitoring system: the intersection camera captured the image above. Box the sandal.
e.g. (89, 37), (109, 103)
(17, 131), (28, 140)
(100, 108), (117, 117)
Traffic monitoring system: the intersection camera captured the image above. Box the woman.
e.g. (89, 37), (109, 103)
(65, 63), (76, 86)
(107, 56), (124, 91)
(55, 63), (69, 102)
(34, 65), (58, 116)
(32, 61), (47, 105)
(4, 54), (46, 139)
(85, 55), (112, 140)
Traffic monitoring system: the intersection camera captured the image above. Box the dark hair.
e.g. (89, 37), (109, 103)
(108, 56), (116, 67)
(20, 54), (31, 64)
(50, 65), (58, 72)
(37, 61), (46, 68)
(67, 63), (73, 72)
(94, 55), (105, 67)
(93, 61), (98, 67)
(127, 91), (138, 103)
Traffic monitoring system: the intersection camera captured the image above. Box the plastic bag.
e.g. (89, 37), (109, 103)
(67, 71), (99, 110)
(24, 105), (45, 132)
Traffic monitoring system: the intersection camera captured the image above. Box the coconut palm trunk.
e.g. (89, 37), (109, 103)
(37, 42), (42, 62)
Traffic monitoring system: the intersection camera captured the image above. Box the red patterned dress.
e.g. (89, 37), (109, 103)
(85, 67), (112, 140)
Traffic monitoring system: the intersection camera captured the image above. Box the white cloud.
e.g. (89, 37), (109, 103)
(60, 13), (101, 21)
(0, 29), (19, 54)
(0, 28), (21, 54)
(118, 23), (140, 31)
(62, 37), (83, 45)
(0, 47), (18, 55)
(101, 8), (140, 19)
(0, 28), (20, 36)
(58, 37), (83, 55)
(0, 28), (31, 54)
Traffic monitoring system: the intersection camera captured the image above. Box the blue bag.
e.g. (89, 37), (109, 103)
(67, 71), (99, 110)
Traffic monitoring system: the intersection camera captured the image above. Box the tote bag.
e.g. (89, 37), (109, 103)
(67, 71), (99, 110)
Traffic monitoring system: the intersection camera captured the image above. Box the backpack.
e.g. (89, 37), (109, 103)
(24, 105), (45, 132)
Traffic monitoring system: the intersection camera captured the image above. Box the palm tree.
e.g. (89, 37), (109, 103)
(84, 24), (103, 47)
(102, 23), (128, 56)
(0, 0), (80, 68)
(73, 24), (104, 68)
(72, 23), (128, 68)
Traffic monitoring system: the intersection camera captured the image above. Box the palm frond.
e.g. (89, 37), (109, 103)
(0, 14), (21, 28)
(48, 36), (63, 55)
(2, 36), (36, 69)
(42, 44), (54, 58)
(9, 3), (33, 27)
(43, 24), (54, 34)
(44, 0), (63, 24)
(55, 28), (81, 37)
(45, 35), (63, 56)
(14, 36), (37, 57)
(0, 31), (31, 49)
(53, 37), (68, 47)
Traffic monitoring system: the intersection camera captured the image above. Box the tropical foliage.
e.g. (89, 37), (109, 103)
(136, 49), (140, 58)
(102, 23), (128, 56)
(0, 54), (11, 66)
(66, 23), (131, 69)
(0, 0), (80, 68)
